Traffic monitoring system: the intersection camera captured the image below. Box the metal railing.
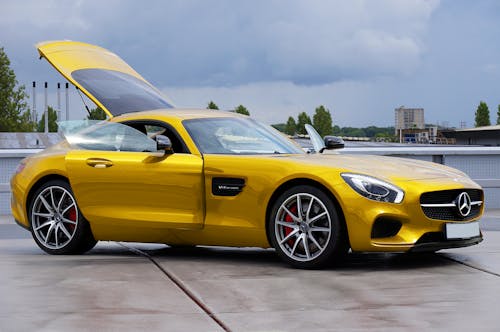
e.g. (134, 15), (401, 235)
(1, 146), (500, 214)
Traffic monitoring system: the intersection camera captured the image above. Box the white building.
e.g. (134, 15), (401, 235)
(395, 106), (425, 132)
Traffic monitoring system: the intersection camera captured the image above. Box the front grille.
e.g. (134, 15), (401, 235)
(420, 189), (483, 221)
(420, 189), (482, 204)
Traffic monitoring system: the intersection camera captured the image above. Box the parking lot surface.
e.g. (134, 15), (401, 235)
(1, 212), (500, 331)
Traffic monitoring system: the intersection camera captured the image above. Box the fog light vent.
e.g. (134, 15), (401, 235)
(371, 218), (402, 238)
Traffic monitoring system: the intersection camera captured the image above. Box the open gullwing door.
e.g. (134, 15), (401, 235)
(37, 40), (174, 118)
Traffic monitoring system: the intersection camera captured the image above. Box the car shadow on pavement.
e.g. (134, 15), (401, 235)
(137, 245), (455, 271)
(335, 252), (456, 271)
(3, 234), (457, 271)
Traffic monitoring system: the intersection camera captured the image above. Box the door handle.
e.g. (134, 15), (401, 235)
(86, 158), (113, 168)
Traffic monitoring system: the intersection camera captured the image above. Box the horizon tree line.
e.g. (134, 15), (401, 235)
(2, 46), (499, 133)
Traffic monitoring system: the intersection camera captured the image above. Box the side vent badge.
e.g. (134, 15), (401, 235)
(212, 178), (245, 196)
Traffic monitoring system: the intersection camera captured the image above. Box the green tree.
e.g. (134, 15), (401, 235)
(332, 125), (341, 135)
(284, 116), (297, 135)
(207, 101), (219, 110)
(234, 104), (250, 115)
(364, 126), (396, 138)
(340, 127), (366, 137)
(312, 105), (333, 137)
(296, 112), (312, 135)
(474, 101), (491, 127)
(271, 123), (286, 132)
(497, 104), (500, 125)
(37, 106), (58, 132)
(86, 106), (107, 120)
(0, 47), (35, 132)
(375, 132), (397, 142)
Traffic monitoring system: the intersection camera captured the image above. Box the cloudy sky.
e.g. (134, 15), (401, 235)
(1, 0), (500, 127)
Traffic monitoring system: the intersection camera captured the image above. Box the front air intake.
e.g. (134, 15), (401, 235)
(371, 218), (402, 238)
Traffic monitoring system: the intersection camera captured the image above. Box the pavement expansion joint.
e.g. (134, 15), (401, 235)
(441, 255), (500, 278)
(117, 242), (232, 332)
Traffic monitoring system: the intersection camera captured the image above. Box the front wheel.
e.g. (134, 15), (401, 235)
(29, 179), (97, 254)
(268, 185), (348, 269)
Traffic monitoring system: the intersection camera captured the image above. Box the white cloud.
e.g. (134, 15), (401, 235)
(1, 1), (90, 31)
(253, 0), (439, 84)
(481, 63), (500, 74)
(7, 0), (499, 129)
(0, 0), (440, 86)
(162, 79), (398, 126)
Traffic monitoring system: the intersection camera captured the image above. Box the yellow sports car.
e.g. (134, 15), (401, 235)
(11, 41), (483, 268)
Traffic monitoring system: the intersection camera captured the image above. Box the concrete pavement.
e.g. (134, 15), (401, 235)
(1, 212), (500, 331)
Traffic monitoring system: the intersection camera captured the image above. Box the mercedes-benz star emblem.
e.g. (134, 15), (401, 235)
(456, 192), (472, 217)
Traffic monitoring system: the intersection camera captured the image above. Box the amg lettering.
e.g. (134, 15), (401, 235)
(218, 185), (239, 191)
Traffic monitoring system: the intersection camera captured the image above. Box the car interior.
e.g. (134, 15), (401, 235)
(123, 121), (190, 154)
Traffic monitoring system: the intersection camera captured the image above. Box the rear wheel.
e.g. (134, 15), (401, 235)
(268, 185), (348, 269)
(29, 180), (97, 254)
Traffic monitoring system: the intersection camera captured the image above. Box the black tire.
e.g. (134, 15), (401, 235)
(268, 185), (349, 269)
(28, 179), (97, 254)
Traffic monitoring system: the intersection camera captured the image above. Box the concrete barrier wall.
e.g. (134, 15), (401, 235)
(0, 150), (41, 214)
(1, 146), (500, 214)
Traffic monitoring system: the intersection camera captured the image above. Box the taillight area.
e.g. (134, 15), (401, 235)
(14, 162), (26, 174)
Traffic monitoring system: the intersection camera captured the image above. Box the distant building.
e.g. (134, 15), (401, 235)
(396, 126), (455, 144)
(442, 125), (500, 146)
(394, 106), (425, 143)
(395, 106), (424, 131)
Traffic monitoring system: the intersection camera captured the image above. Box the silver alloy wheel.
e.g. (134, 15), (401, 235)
(31, 185), (79, 250)
(274, 193), (332, 262)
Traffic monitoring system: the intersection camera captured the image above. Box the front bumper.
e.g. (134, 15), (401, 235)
(335, 180), (484, 253)
(409, 234), (483, 252)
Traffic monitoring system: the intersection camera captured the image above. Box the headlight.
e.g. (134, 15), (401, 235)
(341, 173), (404, 203)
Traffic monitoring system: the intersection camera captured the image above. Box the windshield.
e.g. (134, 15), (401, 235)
(72, 69), (173, 116)
(59, 120), (157, 152)
(183, 117), (304, 155)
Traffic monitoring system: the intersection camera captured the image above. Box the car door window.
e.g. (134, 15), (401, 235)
(60, 120), (157, 152)
(122, 121), (190, 154)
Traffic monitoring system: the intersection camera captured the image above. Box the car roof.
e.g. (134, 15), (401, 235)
(112, 108), (246, 122)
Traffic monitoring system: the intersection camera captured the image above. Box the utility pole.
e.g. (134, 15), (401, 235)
(44, 82), (48, 133)
(32, 81), (37, 126)
(57, 83), (61, 122)
(65, 83), (69, 121)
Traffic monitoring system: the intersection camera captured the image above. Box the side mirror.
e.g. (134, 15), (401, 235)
(156, 135), (173, 154)
(324, 136), (344, 150)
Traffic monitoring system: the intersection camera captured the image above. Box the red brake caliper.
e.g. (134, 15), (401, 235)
(284, 205), (297, 247)
(67, 207), (77, 232)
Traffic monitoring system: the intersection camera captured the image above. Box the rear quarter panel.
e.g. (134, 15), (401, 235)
(11, 150), (69, 228)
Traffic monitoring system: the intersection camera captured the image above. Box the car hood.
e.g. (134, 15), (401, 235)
(37, 40), (174, 118)
(283, 154), (470, 183)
